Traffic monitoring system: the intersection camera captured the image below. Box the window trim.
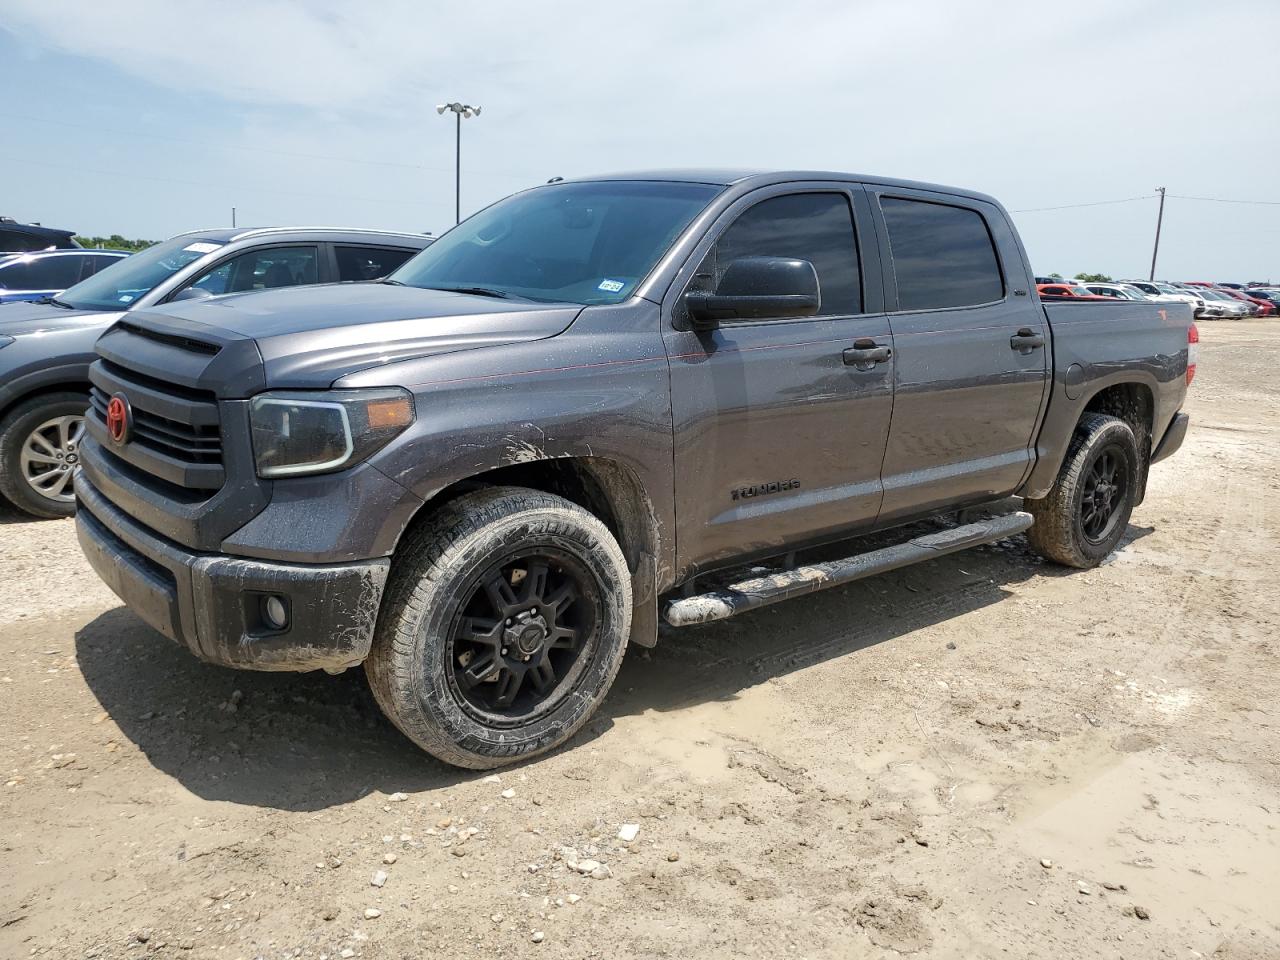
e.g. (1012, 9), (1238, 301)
(665, 182), (875, 330)
(872, 191), (1009, 316)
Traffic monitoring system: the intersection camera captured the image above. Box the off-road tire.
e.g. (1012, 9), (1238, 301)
(1025, 413), (1139, 569)
(0, 392), (89, 520)
(366, 486), (632, 769)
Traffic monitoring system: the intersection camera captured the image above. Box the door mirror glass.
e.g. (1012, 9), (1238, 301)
(685, 256), (820, 329)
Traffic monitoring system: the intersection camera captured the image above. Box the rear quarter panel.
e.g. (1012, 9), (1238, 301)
(1020, 299), (1191, 499)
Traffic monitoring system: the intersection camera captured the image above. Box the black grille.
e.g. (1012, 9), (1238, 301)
(87, 361), (226, 491)
(90, 388), (222, 463)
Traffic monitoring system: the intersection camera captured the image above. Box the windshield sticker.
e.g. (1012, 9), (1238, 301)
(597, 279), (625, 293)
(183, 242), (221, 254)
(118, 295), (134, 303)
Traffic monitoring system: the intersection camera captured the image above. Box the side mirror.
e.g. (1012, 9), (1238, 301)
(172, 285), (214, 302)
(684, 256), (820, 330)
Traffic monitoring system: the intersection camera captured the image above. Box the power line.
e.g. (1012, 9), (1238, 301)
(0, 110), (531, 182)
(1169, 194), (1280, 206)
(1012, 195), (1156, 213)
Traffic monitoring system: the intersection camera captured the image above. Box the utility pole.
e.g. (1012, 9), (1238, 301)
(1149, 186), (1166, 281)
(231, 206), (236, 228)
(435, 102), (482, 225)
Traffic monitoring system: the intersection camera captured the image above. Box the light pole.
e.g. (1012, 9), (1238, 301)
(1149, 186), (1166, 281)
(436, 102), (481, 225)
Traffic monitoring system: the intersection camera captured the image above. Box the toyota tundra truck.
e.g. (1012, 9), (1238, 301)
(73, 170), (1195, 768)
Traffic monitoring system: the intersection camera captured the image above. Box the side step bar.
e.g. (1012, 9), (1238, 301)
(662, 511), (1034, 627)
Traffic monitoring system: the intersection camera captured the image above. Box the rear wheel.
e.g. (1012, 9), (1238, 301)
(0, 392), (89, 519)
(366, 487), (632, 768)
(1026, 413), (1139, 569)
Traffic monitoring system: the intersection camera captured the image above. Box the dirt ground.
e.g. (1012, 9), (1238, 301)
(1, 320), (1277, 960)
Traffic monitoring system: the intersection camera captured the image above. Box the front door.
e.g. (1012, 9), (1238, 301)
(664, 186), (895, 576)
(867, 188), (1050, 522)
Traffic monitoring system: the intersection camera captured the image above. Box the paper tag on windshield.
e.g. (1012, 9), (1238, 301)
(597, 279), (625, 293)
(183, 242), (221, 254)
(118, 295), (134, 303)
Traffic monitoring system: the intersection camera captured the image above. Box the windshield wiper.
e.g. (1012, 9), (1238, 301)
(36, 296), (76, 309)
(429, 285), (512, 299)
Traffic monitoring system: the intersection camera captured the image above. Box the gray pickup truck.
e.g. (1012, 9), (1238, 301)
(73, 170), (1195, 769)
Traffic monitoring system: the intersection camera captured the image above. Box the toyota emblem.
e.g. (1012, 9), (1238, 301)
(106, 393), (132, 445)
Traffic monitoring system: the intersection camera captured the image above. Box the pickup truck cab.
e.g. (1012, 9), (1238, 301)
(74, 170), (1195, 768)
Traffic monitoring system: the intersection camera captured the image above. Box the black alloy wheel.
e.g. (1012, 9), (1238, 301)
(447, 548), (598, 723)
(1080, 446), (1129, 544)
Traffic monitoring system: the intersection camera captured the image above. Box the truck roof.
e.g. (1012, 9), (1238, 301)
(566, 169), (1002, 207)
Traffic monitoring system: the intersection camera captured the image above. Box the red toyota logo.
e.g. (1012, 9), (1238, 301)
(106, 393), (132, 445)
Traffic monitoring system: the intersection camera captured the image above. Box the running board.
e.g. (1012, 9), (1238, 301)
(662, 511), (1034, 627)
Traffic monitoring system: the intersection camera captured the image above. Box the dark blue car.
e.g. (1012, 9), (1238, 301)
(0, 249), (130, 303)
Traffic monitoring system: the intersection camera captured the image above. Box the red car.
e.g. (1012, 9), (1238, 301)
(1036, 283), (1114, 301)
(1219, 288), (1275, 317)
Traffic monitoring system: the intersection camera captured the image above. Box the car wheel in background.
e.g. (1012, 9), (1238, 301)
(0, 392), (89, 519)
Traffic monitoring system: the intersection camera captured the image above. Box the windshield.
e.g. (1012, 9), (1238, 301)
(57, 236), (225, 311)
(1154, 283), (1180, 294)
(1120, 285), (1148, 299)
(389, 180), (721, 305)
(1069, 285), (1093, 297)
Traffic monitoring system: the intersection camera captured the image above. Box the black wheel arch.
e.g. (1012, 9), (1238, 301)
(392, 456), (662, 648)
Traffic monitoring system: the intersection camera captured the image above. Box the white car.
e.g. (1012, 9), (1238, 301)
(1084, 282), (1151, 302)
(1124, 280), (1209, 317)
(1195, 288), (1250, 318)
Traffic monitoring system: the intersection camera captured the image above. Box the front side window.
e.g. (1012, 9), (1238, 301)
(58, 236), (226, 310)
(880, 197), (1004, 311)
(335, 245), (415, 282)
(698, 192), (862, 317)
(390, 180), (721, 305)
(185, 245), (319, 296)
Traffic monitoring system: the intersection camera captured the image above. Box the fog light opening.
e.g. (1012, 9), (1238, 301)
(262, 595), (290, 631)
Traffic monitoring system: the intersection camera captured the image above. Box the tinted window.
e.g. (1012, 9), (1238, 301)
(391, 180), (720, 305)
(880, 198), (1003, 311)
(186, 245), (319, 296)
(0, 254), (83, 290)
(707, 193), (861, 316)
(336, 245), (415, 282)
(0, 230), (54, 253)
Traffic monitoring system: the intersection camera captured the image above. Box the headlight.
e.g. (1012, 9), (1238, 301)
(249, 388), (415, 478)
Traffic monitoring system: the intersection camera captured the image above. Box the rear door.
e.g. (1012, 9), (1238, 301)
(867, 187), (1049, 522)
(664, 183), (895, 573)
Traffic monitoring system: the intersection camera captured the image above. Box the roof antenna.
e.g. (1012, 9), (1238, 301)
(547, 176), (564, 184)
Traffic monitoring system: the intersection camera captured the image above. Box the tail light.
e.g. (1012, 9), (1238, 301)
(1187, 323), (1199, 386)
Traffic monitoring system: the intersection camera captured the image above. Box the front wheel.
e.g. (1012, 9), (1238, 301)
(1025, 413), (1139, 569)
(0, 392), (89, 519)
(366, 487), (632, 769)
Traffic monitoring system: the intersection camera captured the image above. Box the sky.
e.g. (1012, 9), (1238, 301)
(2, 0), (1277, 280)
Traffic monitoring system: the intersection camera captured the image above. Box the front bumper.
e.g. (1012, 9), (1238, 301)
(75, 472), (389, 672)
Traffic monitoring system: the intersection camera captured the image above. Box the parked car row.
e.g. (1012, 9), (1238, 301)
(1033, 276), (1277, 319)
(0, 226), (432, 517)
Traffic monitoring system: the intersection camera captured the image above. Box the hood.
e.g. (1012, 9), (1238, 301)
(0, 300), (122, 337)
(126, 282), (582, 388)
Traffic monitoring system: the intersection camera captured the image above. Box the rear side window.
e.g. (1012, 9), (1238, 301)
(708, 192), (861, 316)
(0, 230), (53, 253)
(880, 198), (1003, 311)
(0, 254), (83, 290)
(335, 245), (415, 282)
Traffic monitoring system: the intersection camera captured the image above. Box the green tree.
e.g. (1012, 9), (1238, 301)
(74, 235), (157, 252)
(1074, 272), (1113, 283)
